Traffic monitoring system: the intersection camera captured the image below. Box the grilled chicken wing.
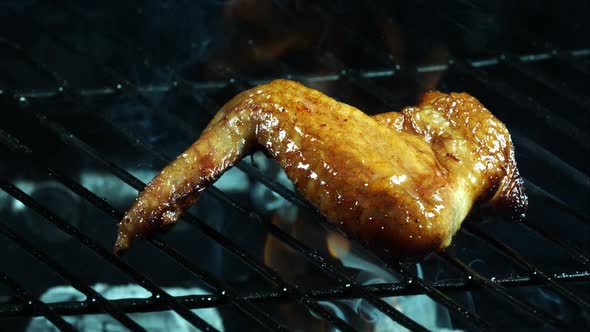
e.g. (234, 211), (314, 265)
(114, 80), (527, 257)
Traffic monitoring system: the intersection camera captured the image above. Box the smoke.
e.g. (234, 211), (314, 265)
(318, 232), (460, 331)
(27, 283), (224, 331)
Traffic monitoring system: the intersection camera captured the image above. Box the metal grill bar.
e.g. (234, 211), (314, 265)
(0, 272), (76, 332)
(27, 102), (430, 332)
(3, 270), (588, 317)
(502, 55), (590, 110)
(462, 223), (590, 309)
(2, 50), (587, 101)
(557, 53), (589, 75)
(0, 222), (147, 331)
(519, 219), (590, 269)
(0, 131), (357, 332)
(0, 37), (63, 86)
(438, 252), (571, 330)
(513, 132), (590, 193)
(0, 181), (220, 332)
(454, 61), (590, 150)
(524, 179), (590, 224)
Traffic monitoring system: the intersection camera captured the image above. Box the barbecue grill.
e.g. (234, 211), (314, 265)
(1, 1), (589, 331)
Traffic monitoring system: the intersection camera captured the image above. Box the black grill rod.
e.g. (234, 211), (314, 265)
(0, 222), (147, 332)
(501, 54), (590, 111)
(0, 9), (152, 100)
(451, 13), (590, 110)
(519, 218), (590, 269)
(438, 252), (571, 331)
(0, 182), (219, 332)
(0, 3), (556, 105)
(6, 118), (285, 332)
(3, 270), (589, 318)
(499, 27), (590, 109)
(4, 7), (588, 103)
(557, 52), (589, 76)
(3, 13), (583, 103)
(524, 178), (590, 224)
(0, 272), (76, 332)
(0, 129), (357, 332)
(454, 60), (590, 151)
(462, 222), (590, 310)
(0, 36), (64, 87)
(54, 95), (430, 332)
(154, 75), (492, 331)
(512, 131), (590, 191)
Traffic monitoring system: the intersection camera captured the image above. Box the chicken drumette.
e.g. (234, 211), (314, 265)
(114, 80), (527, 257)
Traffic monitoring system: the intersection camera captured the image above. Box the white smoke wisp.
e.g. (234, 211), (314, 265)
(27, 284), (224, 332)
(317, 232), (461, 332)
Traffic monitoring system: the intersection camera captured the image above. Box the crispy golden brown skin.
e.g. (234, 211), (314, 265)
(114, 80), (527, 256)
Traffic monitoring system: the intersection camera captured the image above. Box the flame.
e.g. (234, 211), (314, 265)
(326, 231), (351, 259)
(263, 213), (294, 270)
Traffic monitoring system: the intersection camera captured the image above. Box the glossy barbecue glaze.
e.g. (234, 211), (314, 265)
(114, 80), (527, 257)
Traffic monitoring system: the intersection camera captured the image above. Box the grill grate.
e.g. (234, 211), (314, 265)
(1, 2), (589, 331)
(0, 272), (77, 332)
(0, 221), (146, 331)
